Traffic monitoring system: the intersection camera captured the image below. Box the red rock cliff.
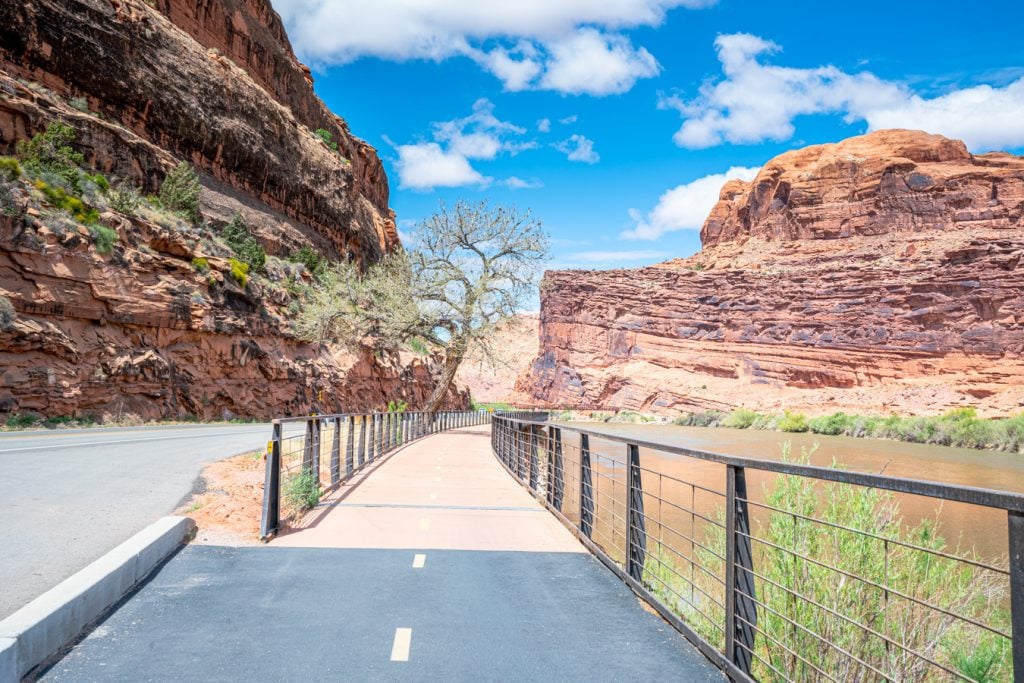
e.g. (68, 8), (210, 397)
(515, 130), (1024, 417)
(0, 0), (464, 421)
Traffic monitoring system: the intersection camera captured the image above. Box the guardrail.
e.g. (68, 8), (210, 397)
(491, 414), (1024, 683)
(260, 409), (490, 539)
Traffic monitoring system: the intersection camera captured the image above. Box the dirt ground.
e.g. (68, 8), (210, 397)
(176, 449), (266, 545)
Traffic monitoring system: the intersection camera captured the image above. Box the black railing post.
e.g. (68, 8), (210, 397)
(725, 464), (756, 676)
(517, 422), (527, 480)
(546, 426), (555, 505)
(364, 413), (372, 466)
(302, 417), (314, 473)
(552, 427), (564, 511)
(311, 418), (322, 488)
(330, 417), (341, 485)
(580, 433), (593, 537)
(345, 415), (355, 478)
(376, 413), (384, 458)
(529, 425), (539, 491)
(1009, 510), (1024, 683)
(626, 443), (646, 582)
(259, 421), (282, 539)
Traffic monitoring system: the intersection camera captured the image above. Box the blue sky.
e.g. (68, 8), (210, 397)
(275, 0), (1024, 272)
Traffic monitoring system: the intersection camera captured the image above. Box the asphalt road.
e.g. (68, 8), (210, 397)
(0, 423), (278, 618)
(35, 547), (724, 682)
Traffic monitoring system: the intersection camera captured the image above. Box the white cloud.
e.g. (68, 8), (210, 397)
(570, 249), (670, 263)
(395, 142), (487, 190)
(623, 165), (760, 240)
(275, 0), (710, 95)
(555, 134), (600, 163)
(559, 115), (579, 124)
(394, 99), (538, 190)
(665, 33), (1024, 151)
(504, 176), (544, 190)
(537, 118), (551, 132)
(538, 29), (660, 96)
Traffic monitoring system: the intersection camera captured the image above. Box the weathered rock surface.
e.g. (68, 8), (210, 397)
(0, 0), (397, 259)
(515, 131), (1024, 417)
(456, 314), (538, 404)
(0, 0), (462, 420)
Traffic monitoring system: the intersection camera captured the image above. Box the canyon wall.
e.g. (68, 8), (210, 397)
(515, 131), (1024, 417)
(0, 0), (463, 420)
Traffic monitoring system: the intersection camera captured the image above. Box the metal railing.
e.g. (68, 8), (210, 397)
(260, 409), (490, 539)
(491, 414), (1024, 683)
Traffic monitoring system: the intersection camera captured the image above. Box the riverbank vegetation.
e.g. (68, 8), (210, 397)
(673, 407), (1024, 453)
(642, 448), (1011, 681)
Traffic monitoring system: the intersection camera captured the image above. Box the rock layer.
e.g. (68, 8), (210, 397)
(516, 131), (1024, 417)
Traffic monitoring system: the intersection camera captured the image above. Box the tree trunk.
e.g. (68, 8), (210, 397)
(425, 353), (462, 415)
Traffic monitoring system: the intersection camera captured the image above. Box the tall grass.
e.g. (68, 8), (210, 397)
(639, 448), (1011, 681)
(675, 407), (1024, 453)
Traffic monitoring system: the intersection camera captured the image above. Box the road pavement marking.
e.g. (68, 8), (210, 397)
(412, 553), (426, 568)
(419, 517), (430, 530)
(391, 628), (412, 661)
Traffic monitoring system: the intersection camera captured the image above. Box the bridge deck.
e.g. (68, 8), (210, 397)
(36, 425), (724, 681)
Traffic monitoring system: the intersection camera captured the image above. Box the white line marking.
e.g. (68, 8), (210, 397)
(390, 628), (412, 661)
(412, 553), (426, 568)
(419, 518), (430, 531)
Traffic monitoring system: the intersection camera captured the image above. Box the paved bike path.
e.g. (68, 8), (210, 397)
(34, 426), (724, 681)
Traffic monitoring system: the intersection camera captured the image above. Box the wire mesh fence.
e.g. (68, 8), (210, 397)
(261, 409), (490, 538)
(491, 414), (1024, 683)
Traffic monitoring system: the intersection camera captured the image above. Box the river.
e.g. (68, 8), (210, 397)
(551, 420), (1023, 564)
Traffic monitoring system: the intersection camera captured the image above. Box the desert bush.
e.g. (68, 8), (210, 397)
(674, 410), (725, 427)
(88, 225), (118, 254)
(228, 257), (249, 287)
(282, 467), (320, 515)
(0, 295), (15, 330)
(191, 257), (210, 273)
(221, 213), (266, 271)
(807, 411), (855, 436)
(314, 128), (338, 151)
(288, 245), (324, 278)
(16, 121), (84, 191)
(0, 156), (21, 181)
(33, 179), (99, 224)
(722, 408), (760, 429)
(775, 410), (808, 432)
(107, 184), (142, 214)
(68, 96), (89, 113)
(159, 161), (201, 223)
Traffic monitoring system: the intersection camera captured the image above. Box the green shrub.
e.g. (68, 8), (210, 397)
(0, 295), (15, 330)
(314, 128), (338, 151)
(87, 173), (109, 192)
(0, 157), (21, 181)
(33, 179), (99, 224)
(228, 257), (249, 287)
(289, 245), (324, 276)
(5, 413), (40, 428)
(191, 257), (210, 273)
(807, 411), (854, 436)
(674, 410), (725, 427)
(722, 408), (759, 429)
(282, 467), (320, 514)
(68, 96), (89, 113)
(107, 185), (142, 214)
(221, 213), (266, 271)
(16, 121), (84, 191)
(159, 161), (201, 223)
(776, 410), (808, 432)
(88, 225), (118, 254)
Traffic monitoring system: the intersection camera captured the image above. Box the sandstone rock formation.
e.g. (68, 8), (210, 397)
(0, 0), (463, 421)
(515, 130), (1024, 417)
(456, 314), (539, 404)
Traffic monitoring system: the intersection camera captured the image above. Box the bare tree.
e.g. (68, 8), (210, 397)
(298, 200), (548, 413)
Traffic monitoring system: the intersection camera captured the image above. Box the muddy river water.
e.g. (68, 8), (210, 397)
(550, 421), (1024, 563)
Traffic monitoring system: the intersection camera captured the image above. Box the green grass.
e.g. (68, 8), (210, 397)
(282, 468), (320, 515)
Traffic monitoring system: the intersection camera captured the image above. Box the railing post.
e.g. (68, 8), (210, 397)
(330, 417), (341, 486)
(386, 412), (393, 451)
(306, 418), (321, 488)
(529, 425), (539, 491)
(359, 414), (368, 466)
(1009, 510), (1024, 683)
(302, 417), (314, 473)
(375, 413), (383, 459)
(626, 443), (646, 582)
(552, 427), (564, 511)
(725, 465), (756, 676)
(580, 433), (593, 537)
(345, 415), (355, 478)
(517, 422), (526, 480)
(259, 421), (282, 539)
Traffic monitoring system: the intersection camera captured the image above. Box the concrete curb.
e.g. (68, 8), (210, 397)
(0, 516), (195, 681)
